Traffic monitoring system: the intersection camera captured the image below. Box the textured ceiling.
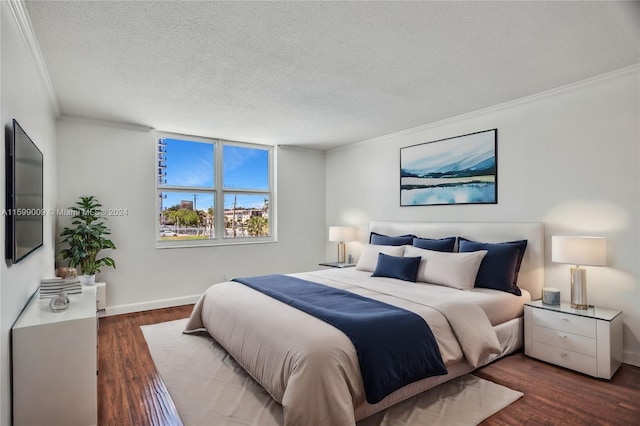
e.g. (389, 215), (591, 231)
(25, 1), (640, 150)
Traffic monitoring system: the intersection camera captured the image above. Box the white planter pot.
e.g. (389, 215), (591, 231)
(79, 274), (96, 286)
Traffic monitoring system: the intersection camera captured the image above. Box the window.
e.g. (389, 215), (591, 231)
(157, 133), (274, 246)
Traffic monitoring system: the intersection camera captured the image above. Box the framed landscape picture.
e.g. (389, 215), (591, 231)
(400, 129), (497, 206)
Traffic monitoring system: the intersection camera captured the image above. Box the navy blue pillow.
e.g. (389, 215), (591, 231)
(458, 238), (528, 296)
(371, 253), (421, 283)
(369, 232), (414, 246)
(413, 237), (457, 252)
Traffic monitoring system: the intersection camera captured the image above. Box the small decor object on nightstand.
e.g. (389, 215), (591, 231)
(55, 267), (77, 279)
(542, 287), (560, 305)
(49, 293), (70, 312)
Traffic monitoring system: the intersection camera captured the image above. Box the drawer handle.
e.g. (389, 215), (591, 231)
(560, 352), (568, 358)
(559, 317), (570, 322)
(559, 334), (568, 339)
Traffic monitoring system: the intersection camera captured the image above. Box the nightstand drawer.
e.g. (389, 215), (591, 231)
(532, 325), (597, 357)
(531, 342), (597, 376)
(531, 308), (596, 338)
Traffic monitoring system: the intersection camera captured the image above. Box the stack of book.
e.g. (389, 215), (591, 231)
(39, 277), (82, 299)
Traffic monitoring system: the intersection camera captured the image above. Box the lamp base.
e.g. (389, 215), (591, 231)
(570, 267), (588, 310)
(337, 242), (346, 264)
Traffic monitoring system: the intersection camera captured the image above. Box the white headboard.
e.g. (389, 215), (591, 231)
(369, 221), (544, 300)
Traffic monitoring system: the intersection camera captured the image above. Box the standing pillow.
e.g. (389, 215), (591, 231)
(369, 232), (415, 246)
(458, 238), (528, 296)
(372, 253), (421, 282)
(356, 244), (406, 272)
(404, 245), (487, 290)
(413, 236), (457, 252)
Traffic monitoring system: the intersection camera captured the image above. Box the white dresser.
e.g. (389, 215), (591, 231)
(524, 300), (623, 379)
(12, 287), (97, 426)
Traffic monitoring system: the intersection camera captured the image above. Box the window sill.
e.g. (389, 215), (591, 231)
(155, 237), (276, 249)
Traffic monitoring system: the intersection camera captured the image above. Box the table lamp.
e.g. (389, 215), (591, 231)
(551, 236), (606, 309)
(329, 226), (356, 264)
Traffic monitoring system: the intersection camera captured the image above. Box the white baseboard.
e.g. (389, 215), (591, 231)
(623, 350), (640, 368)
(105, 294), (200, 317)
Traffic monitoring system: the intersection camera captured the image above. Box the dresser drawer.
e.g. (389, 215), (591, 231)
(531, 342), (597, 376)
(532, 325), (597, 357)
(531, 308), (596, 338)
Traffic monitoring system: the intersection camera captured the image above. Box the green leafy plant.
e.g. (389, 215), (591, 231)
(59, 196), (116, 276)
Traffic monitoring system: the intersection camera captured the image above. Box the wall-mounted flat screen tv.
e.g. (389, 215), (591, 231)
(5, 119), (44, 263)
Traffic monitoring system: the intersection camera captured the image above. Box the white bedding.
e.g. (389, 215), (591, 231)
(311, 268), (531, 325)
(185, 268), (530, 426)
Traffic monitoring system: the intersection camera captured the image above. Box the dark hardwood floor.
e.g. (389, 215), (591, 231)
(98, 305), (192, 426)
(476, 354), (640, 425)
(98, 305), (640, 426)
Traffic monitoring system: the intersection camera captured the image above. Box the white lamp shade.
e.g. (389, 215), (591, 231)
(329, 226), (356, 242)
(551, 236), (606, 266)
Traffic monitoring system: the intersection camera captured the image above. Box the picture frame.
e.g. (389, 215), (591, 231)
(400, 129), (497, 206)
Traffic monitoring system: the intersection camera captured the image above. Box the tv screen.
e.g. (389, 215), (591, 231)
(5, 119), (44, 263)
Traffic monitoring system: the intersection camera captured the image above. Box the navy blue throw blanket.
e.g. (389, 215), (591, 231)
(232, 274), (447, 404)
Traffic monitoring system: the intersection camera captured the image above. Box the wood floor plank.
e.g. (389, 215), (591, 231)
(98, 305), (640, 426)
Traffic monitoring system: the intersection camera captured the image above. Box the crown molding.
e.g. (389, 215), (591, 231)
(59, 114), (153, 133)
(277, 144), (324, 153)
(7, 0), (61, 117)
(330, 63), (640, 154)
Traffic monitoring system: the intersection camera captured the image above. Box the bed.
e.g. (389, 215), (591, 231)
(184, 221), (544, 426)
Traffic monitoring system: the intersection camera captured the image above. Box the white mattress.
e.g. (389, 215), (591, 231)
(302, 268), (531, 326)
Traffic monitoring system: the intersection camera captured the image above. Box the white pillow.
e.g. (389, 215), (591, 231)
(404, 245), (487, 290)
(356, 244), (406, 272)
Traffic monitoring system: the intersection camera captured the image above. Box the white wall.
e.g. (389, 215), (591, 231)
(325, 67), (640, 366)
(0, 2), (59, 424)
(56, 118), (326, 313)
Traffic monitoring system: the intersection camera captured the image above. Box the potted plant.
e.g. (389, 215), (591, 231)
(59, 196), (116, 286)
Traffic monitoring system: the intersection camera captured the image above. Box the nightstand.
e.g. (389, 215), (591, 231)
(319, 262), (356, 268)
(524, 300), (623, 379)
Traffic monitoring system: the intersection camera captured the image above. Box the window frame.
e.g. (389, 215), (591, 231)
(156, 131), (276, 248)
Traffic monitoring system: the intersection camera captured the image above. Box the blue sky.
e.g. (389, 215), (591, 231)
(160, 138), (269, 210)
(163, 138), (214, 188)
(223, 145), (268, 190)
